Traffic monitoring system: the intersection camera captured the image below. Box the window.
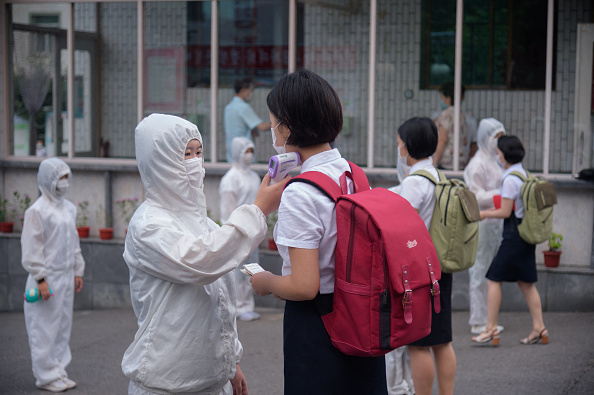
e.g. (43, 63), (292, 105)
(421, 0), (556, 90)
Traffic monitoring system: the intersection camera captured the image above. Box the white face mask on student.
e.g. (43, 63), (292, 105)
(271, 123), (289, 155)
(184, 157), (205, 189)
(397, 144), (410, 183)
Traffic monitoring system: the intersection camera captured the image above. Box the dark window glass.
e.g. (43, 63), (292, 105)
(421, 0), (555, 90)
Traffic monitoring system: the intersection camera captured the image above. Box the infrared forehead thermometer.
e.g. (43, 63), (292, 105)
(268, 152), (301, 185)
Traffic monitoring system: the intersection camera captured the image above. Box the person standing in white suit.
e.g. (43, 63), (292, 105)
(220, 136), (262, 321)
(121, 114), (286, 395)
(463, 118), (506, 335)
(22, 157), (85, 393)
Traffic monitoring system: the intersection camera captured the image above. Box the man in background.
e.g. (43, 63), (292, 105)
(224, 78), (271, 163)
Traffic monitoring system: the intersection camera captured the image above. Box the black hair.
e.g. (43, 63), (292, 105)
(497, 135), (525, 164)
(439, 82), (466, 102)
(266, 69), (343, 147)
(397, 117), (438, 159)
(234, 78), (253, 94)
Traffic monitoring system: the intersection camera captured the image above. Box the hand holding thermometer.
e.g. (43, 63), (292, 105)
(268, 152), (301, 185)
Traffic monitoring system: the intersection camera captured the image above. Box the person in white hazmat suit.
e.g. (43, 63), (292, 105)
(463, 118), (506, 335)
(220, 136), (262, 322)
(22, 157), (85, 393)
(122, 114), (287, 395)
(385, 151), (414, 395)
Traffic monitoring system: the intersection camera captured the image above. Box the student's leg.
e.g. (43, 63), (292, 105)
(432, 342), (456, 395)
(518, 281), (547, 342)
(486, 279), (502, 329)
(408, 345), (434, 395)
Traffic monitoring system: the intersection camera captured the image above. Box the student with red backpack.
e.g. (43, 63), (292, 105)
(250, 69), (388, 394)
(396, 117), (456, 395)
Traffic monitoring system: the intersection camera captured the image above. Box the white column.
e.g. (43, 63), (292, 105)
(1, 3), (10, 157)
(289, 0), (297, 73)
(67, 3), (75, 158)
(367, 0), (377, 169)
(453, 0), (463, 172)
(543, 0), (554, 176)
(137, 0), (144, 124)
(210, 0), (219, 162)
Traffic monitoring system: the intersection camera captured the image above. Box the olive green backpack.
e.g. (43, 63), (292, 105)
(411, 169), (480, 273)
(509, 171), (557, 245)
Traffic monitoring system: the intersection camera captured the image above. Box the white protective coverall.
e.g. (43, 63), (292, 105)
(121, 114), (267, 394)
(463, 118), (506, 328)
(22, 157), (85, 387)
(219, 137), (261, 317)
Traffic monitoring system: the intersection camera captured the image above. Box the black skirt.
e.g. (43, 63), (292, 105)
(283, 298), (387, 395)
(408, 272), (453, 347)
(486, 213), (537, 283)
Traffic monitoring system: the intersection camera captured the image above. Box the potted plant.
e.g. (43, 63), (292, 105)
(116, 196), (139, 234)
(0, 193), (13, 233)
(543, 232), (563, 268)
(13, 191), (32, 231)
(76, 200), (90, 238)
(266, 211), (278, 251)
(97, 205), (113, 240)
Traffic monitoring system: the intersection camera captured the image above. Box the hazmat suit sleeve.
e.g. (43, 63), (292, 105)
(219, 190), (237, 225)
(21, 208), (47, 281)
(129, 204), (266, 286)
(464, 160), (499, 210)
(69, 204), (86, 278)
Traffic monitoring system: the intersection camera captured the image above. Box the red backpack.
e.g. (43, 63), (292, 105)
(286, 162), (441, 357)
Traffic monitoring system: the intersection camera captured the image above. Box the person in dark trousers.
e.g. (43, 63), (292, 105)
(250, 69), (388, 395)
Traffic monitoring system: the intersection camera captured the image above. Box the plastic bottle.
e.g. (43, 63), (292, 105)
(24, 288), (54, 303)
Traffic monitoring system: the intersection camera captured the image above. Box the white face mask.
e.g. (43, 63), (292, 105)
(184, 157), (205, 189)
(271, 123), (288, 155)
(56, 179), (69, 196)
(242, 152), (254, 166)
(496, 155), (506, 169)
(397, 144), (410, 183)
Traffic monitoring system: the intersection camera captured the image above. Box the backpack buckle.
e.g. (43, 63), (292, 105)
(402, 266), (414, 324)
(427, 259), (441, 313)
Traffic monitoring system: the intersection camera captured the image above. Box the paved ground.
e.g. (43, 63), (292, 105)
(1, 307), (593, 394)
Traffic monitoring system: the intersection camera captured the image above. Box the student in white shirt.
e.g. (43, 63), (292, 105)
(397, 117), (456, 395)
(473, 135), (549, 346)
(250, 69), (388, 395)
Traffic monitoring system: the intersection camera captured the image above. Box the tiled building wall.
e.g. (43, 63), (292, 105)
(318, 0), (591, 172)
(3, 0), (592, 171)
(97, 3), (138, 159)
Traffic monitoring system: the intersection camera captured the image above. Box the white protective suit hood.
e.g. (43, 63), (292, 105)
(219, 137), (261, 224)
(37, 157), (72, 204)
(477, 118), (505, 156)
(230, 136), (255, 169)
(135, 113), (206, 215)
(464, 118), (506, 210)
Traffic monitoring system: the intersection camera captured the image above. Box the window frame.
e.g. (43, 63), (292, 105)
(0, 0), (573, 179)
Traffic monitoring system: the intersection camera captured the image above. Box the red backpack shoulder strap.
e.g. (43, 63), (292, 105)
(284, 161), (369, 202)
(285, 171), (342, 202)
(346, 161), (370, 192)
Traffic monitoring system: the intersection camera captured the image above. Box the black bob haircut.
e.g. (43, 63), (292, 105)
(397, 117), (439, 160)
(497, 135), (525, 164)
(440, 82), (466, 102)
(234, 78), (253, 94)
(266, 69), (342, 148)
